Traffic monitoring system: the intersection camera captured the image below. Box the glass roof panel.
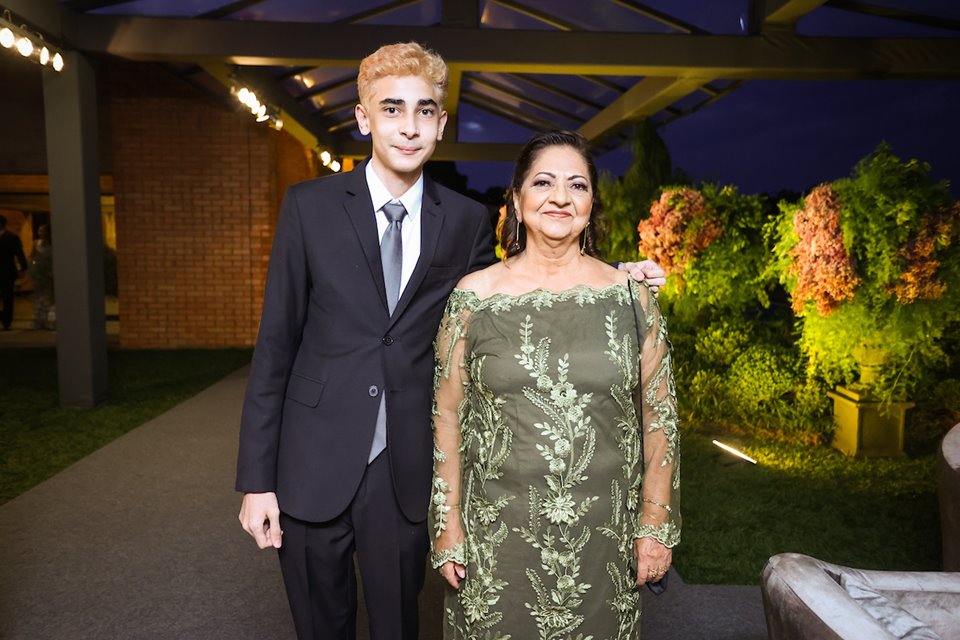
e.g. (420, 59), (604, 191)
(351, 1), (440, 25)
(799, 6), (960, 37)
(86, 0), (234, 17)
(476, 73), (599, 121)
(518, 0), (677, 33)
(458, 102), (538, 143)
(464, 82), (583, 129)
(308, 84), (357, 113)
(636, 0), (750, 35)
(225, 0), (406, 23)
(479, 1), (557, 30)
(280, 67), (357, 99)
(520, 73), (621, 106)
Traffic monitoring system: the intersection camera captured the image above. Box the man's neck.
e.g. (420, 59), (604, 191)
(369, 158), (422, 199)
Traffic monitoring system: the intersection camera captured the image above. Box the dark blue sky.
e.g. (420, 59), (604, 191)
(457, 78), (960, 198)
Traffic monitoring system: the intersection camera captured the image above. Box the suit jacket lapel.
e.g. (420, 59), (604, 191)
(388, 177), (444, 324)
(343, 160), (390, 314)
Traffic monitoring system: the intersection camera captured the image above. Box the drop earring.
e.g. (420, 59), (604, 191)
(510, 218), (521, 253)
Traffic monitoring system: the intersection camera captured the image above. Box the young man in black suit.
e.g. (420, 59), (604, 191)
(236, 42), (664, 640)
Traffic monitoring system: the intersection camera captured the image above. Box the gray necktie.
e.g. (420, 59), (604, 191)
(370, 201), (407, 462)
(380, 201), (407, 315)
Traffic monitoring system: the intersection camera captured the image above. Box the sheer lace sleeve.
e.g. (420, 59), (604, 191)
(632, 283), (681, 548)
(430, 289), (476, 568)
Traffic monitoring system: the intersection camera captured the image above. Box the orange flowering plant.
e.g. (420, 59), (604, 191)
(772, 144), (960, 395)
(638, 184), (774, 313)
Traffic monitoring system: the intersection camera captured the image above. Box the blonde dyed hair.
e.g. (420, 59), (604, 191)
(357, 42), (448, 106)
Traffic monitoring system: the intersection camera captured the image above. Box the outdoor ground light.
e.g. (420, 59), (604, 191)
(1, 8), (65, 71)
(712, 439), (758, 464)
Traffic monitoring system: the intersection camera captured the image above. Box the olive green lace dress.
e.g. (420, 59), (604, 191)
(430, 280), (681, 640)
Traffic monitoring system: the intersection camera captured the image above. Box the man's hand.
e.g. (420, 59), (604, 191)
(619, 260), (666, 296)
(239, 492), (283, 549)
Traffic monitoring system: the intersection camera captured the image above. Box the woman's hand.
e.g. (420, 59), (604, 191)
(439, 561), (467, 589)
(634, 537), (672, 587)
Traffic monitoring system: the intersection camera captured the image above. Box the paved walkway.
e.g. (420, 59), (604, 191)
(0, 366), (768, 639)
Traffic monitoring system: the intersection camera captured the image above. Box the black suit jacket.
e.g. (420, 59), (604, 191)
(236, 162), (496, 523)
(0, 230), (27, 283)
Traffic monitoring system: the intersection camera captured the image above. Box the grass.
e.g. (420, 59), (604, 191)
(0, 348), (942, 585)
(676, 428), (941, 584)
(0, 348), (252, 506)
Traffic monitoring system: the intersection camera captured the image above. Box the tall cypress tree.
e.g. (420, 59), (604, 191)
(596, 119), (672, 261)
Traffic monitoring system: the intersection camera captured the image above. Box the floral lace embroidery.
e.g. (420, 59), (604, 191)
(430, 282), (681, 638)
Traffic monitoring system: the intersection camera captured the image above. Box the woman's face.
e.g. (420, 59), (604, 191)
(513, 145), (593, 249)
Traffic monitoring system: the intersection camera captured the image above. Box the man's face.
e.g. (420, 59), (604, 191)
(355, 74), (447, 185)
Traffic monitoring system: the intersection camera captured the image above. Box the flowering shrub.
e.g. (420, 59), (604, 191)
(638, 188), (718, 276)
(788, 185), (861, 314)
(772, 144), (960, 396)
(890, 204), (959, 304)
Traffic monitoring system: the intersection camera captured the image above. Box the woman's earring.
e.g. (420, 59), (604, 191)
(510, 218), (521, 253)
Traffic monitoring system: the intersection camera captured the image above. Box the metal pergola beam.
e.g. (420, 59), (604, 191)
(70, 17), (960, 79)
(762, 0), (829, 26)
(579, 76), (708, 144)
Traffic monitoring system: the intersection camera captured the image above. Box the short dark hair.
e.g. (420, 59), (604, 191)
(498, 130), (604, 259)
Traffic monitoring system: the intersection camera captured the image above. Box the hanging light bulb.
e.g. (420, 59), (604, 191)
(320, 150), (332, 166)
(273, 117), (283, 130)
(39, 45), (49, 65)
(330, 160), (341, 173)
(0, 27), (14, 49)
(51, 51), (63, 72)
(236, 87), (250, 103)
(16, 35), (32, 57)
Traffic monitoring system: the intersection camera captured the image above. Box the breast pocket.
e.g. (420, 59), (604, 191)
(284, 372), (326, 408)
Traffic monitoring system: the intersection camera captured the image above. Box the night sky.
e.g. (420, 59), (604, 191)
(457, 78), (960, 199)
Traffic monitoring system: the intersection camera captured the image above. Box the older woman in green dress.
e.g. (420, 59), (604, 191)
(430, 130), (681, 639)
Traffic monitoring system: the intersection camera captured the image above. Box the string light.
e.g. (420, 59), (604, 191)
(0, 8), (65, 72)
(230, 83), (283, 130)
(313, 148), (340, 173)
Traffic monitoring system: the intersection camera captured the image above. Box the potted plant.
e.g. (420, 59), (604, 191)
(772, 144), (960, 456)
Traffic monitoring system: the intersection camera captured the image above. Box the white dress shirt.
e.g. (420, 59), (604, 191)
(365, 162), (423, 297)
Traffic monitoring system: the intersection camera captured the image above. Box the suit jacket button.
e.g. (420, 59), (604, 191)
(382, 335), (394, 346)
(368, 385), (379, 397)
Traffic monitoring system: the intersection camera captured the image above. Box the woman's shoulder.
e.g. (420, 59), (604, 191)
(585, 256), (631, 289)
(455, 262), (508, 299)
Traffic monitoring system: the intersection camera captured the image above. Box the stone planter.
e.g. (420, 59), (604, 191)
(827, 385), (914, 457)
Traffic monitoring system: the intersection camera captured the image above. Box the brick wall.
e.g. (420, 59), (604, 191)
(107, 63), (318, 348)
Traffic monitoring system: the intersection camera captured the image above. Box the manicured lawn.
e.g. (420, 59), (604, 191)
(676, 428), (940, 584)
(0, 347), (941, 585)
(0, 348), (252, 506)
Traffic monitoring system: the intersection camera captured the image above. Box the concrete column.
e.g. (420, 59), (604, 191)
(42, 51), (108, 407)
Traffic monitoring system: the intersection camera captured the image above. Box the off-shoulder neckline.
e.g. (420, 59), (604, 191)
(451, 278), (646, 305)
